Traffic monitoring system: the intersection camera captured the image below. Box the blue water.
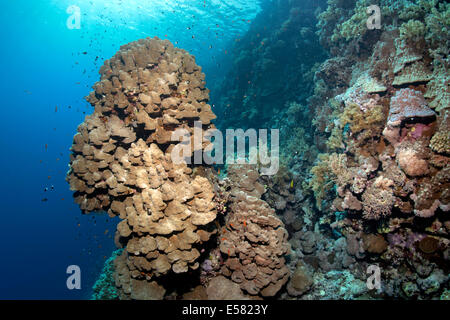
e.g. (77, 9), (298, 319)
(0, 0), (260, 299)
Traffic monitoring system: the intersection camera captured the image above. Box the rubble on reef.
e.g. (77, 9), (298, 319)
(72, 0), (449, 300)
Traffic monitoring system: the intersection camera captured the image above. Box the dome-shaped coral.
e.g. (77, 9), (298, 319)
(397, 148), (429, 177)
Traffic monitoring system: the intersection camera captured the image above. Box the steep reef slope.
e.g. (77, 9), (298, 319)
(307, 0), (449, 299)
(213, 0), (449, 300)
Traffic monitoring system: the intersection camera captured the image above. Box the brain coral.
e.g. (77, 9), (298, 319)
(67, 37), (218, 283)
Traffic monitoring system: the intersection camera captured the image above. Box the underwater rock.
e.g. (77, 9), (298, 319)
(303, 0), (449, 300)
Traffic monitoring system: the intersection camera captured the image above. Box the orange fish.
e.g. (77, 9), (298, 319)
(218, 168), (220, 175)
(243, 220), (247, 227)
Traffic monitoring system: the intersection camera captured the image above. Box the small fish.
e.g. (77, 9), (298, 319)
(290, 179), (294, 188)
(41, 198), (48, 202)
(218, 168), (220, 175)
(55, 106), (58, 112)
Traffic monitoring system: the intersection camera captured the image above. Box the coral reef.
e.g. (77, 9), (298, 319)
(214, 0), (327, 130)
(218, 164), (291, 297)
(78, 0), (450, 301)
(68, 37), (219, 298)
(92, 250), (122, 300)
(307, 0), (450, 300)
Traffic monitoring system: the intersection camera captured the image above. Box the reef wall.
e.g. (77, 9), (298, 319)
(307, 0), (449, 299)
(211, 0), (449, 300)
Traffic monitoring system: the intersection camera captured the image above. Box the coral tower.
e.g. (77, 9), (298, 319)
(68, 37), (290, 299)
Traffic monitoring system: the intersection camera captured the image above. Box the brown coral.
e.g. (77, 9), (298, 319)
(362, 234), (388, 254)
(397, 148), (429, 177)
(218, 164), (291, 297)
(67, 37), (219, 292)
(362, 183), (395, 220)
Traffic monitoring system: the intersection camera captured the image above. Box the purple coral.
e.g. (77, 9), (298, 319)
(201, 259), (214, 273)
(387, 89), (435, 126)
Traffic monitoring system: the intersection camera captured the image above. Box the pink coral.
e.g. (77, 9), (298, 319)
(383, 89), (436, 146)
(397, 148), (429, 177)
